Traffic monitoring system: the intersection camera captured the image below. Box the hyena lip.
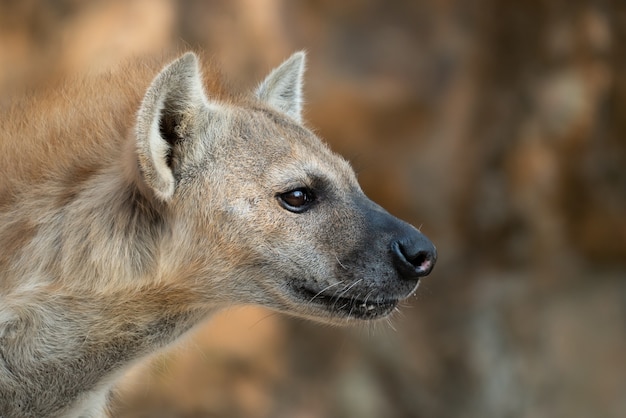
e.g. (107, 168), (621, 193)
(291, 285), (404, 320)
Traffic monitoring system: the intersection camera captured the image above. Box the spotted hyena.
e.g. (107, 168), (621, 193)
(0, 51), (436, 417)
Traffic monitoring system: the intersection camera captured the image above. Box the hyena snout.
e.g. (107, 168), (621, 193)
(390, 231), (437, 280)
(361, 197), (437, 282)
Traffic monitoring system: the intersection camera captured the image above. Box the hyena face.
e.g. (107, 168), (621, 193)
(137, 52), (436, 324)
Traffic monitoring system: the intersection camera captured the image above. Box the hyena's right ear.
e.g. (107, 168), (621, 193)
(135, 53), (210, 201)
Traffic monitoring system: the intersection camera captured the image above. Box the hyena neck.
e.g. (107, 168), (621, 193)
(0, 283), (210, 418)
(0, 151), (219, 417)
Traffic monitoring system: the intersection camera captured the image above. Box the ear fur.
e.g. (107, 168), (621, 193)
(136, 52), (208, 201)
(255, 51), (306, 123)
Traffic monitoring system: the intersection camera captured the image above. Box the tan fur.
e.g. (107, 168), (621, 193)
(0, 51), (435, 417)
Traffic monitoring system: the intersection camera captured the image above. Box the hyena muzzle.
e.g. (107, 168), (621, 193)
(0, 51), (435, 417)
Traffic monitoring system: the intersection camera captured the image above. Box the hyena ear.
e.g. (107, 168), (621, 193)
(255, 51), (306, 123)
(135, 52), (209, 201)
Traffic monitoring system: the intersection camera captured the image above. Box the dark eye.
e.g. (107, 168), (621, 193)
(277, 188), (315, 213)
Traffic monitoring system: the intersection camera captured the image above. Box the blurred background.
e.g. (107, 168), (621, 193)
(1, 0), (624, 417)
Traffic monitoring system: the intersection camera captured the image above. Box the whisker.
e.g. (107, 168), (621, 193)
(248, 310), (281, 329)
(362, 291), (370, 303)
(335, 255), (348, 270)
(308, 281), (344, 304)
(331, 279), (363, 310)
(334, 278), (363, 300)
(347, 296), (357, 317)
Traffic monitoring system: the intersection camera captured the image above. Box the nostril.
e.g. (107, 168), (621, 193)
(408, 251), (428, 270)
(406, 250), (435, 276)
(391, 238), (437, 279)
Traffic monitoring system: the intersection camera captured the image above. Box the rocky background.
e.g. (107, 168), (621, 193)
(1, 1), (624, 417)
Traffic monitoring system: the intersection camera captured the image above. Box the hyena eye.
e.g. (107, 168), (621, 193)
(277, 188), (315, 213)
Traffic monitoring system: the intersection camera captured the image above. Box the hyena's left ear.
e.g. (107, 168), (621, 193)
(256, 51), (306, 123)
(135, 53), (209, 201)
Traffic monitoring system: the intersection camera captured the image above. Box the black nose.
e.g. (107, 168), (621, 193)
(391, 234), (437, 280)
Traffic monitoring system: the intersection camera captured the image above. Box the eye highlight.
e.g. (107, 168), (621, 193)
(277, 188), (315, 213)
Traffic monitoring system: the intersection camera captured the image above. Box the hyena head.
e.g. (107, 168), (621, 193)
(135, 52), (436, 324)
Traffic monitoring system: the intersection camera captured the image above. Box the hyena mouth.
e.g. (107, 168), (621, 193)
(293, 285), (401, 320)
